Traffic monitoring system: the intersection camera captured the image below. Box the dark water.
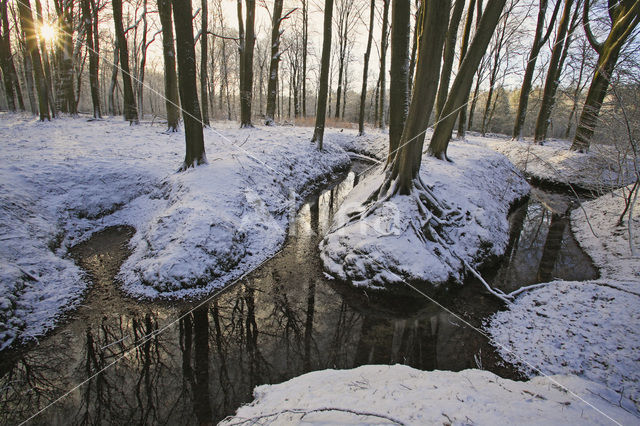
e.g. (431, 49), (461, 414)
(0, 165), (597, 425)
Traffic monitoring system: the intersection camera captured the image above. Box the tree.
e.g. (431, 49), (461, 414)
(112, 0), (138, 123)
(81, 0), (101, 118)
(381, 0), (449, 195)
(512, 0), (561, 140)
(435, 0), (466, 121)
(0, 0), (25, 111)
(17, 0), (50, 120)
(571, 0), (640, 151)
(454, 0), (477, 138)
(265, 0), (286, 125)
(534, 0), (580, 143)
(358, 0), (376, 135)
(378, 0), (390, 128)
(172, 0), (206, 169)
(200, 0), (209, 126)
(311, 0), (334, 149)
(33, 0), (55, 117)
(388, 0), (411, 161)
(157, 0), (180, 131)
(333, 0), (359, 119)
(301, 0), (308, 116)
(428, 0), (508, 159)
(53, 0), (76, 114)
(238, 0), (256, 127)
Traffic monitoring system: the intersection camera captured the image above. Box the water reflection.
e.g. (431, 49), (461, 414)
(0, 167), (597, 425)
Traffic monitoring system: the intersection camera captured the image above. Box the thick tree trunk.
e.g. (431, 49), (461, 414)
(311, 0), (334, 149)
(172, 0), (206, 169)
(386, 0), (449, 194)
(533, 0), (575, 143)
(378, 0), (390, 129)
(34, 0), (55, 117)
(81, 0), (101, 118)
(157, 0), (180, 131)
(17, 0), (49, 120)
(239, 0), (256, 127)
(572, 0), (639, 151)
(108, 46), (119, 116)
(388, 0), (411, 162)
(358, 0), (375, 136)
(265, 0), (284, 125)
(112, 0), (138, 123)
(429, 0), (507, 159)
(435, 0), (465, 121)
(54, 1), (75, 115)
(200, 0), (209, 125)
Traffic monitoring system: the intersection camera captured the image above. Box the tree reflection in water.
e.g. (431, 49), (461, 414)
(0, 172), (598, 424)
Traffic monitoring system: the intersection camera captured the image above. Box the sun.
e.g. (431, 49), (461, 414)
(39, 23), (57, 44)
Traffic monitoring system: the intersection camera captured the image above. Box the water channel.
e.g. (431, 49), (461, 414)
(0, 162), (597, 425)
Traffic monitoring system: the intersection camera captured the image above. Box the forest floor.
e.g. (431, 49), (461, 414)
(0, 114), (351, 350)
(1, 115), (638, 423)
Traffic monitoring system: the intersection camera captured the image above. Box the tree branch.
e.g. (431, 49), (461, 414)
(583, 0), (604, 53)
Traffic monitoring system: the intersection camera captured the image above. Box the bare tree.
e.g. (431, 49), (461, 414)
(435, 0), (466, 121)
(238, 0), (256, 127)
(534, 0), (581, 143)
(571, 0), (640, 151)
(112, 0), (138, 123)
(512, 0), (561, 140)
(200, 0), (209, 125)
(358, 0), (376, 135)
(0, 0), (25, 111)
(81, 0), (101, 118)
(157, 0), (180, 130)
(428, 0), (508, 159)
(378, 0), (390, 128)
(388, 0), (411, 160)
(17, 0), (49, 120)
(311, 0), (334, 149)
(172, 0), (206, 169)
(265, 0), (295, 125)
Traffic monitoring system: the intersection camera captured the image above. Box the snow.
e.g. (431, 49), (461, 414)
(221, 364), (638, 425)
(469, 135), (637, 192)
(488, 185), (640, 414)
(0, 114), (350, 350)
(320, 138), (530, 291)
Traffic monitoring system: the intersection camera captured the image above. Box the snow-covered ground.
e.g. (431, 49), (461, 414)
(320, 138), (530, 291)
(489, 185), (640, 414)
(221, 364), (638, 425)
(0, 114), (351, 350)
(470, 135), (637, 192)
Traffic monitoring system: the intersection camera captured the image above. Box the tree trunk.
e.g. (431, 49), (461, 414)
(172, 0), (206, 169)
(108, 45), (119, 116)
(571, 0), (639, 151)
(378, 0), (390, 129)
(200, 0), (209, 125)
(17, 0), (49, 120)
(81, 0), (101, 118)
(34, 0), (56, 117)
(455, 0), (476, 137)
(301, 0), (308, 117)
(435, 0), (465, 121)
(0, 0), (25, 111)
(239, 0), (256, 127)
(54, 0), (76, 115)
(385, 0), (449, 194)
(265, 0), (284, 125)
(112, 0), (138, 123)
(157, 0), (180, 131)
(388, 0), (411, 162)
(429, 0), (507, 159)
(311, 0), (334, 149)
(358, 0), (376, 136)
(512, 0), (559, 140)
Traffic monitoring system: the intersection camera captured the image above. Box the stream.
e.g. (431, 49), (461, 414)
(0, 162), (597, 425)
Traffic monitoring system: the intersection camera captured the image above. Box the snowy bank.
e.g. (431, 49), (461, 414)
(470, 135), (637, 193)
(320, 141), (530, 291)
(0, 115), (350, 350)
(488, 185), (640, 414)
(221, 364), (637, 425)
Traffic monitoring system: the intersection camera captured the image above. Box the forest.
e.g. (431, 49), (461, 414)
(0, 0), (639, 423)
